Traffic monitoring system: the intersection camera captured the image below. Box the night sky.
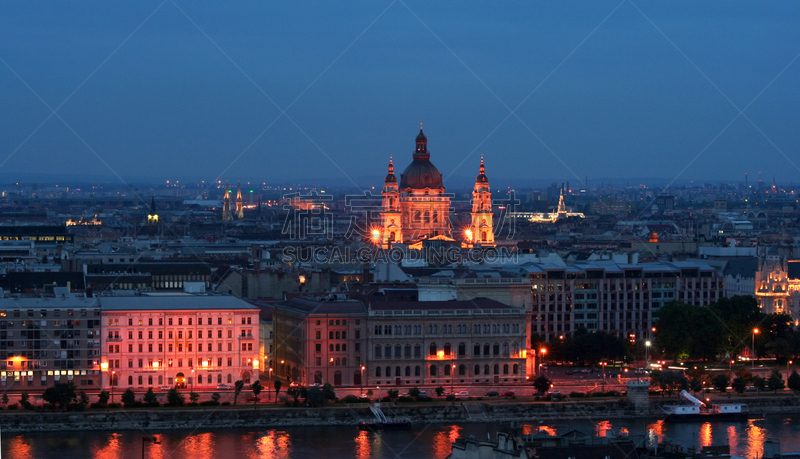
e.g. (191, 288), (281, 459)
(1, 1), (798, 189)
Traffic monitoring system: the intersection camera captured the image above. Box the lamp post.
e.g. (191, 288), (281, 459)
(191, 369), (195, 392)
(450, 360), (456, 395)
(360, 365), (365, 396)
(645, 341), (651, 370)
(752, 328), (759, 369)
(111, 370), (116, 404)
(539, 348), (547, 376)
(141, 435), (160, 459)
(268, 367), (273, 400)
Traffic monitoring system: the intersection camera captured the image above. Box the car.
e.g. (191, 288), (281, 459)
(484, 391), (499, 397)
(159, 385), (172, 391)
(549, 390), (561, 395)
(746, 387), (758, 392)
(418, 390), (427, 397)
(501, 391), (515, 397)
(246, 396), (261, 402)
(455, 391), (470, 398)
(217, 384), (231, 390)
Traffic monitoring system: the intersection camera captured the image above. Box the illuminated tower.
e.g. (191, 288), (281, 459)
(222, 180), (233, 221)
(379, 157), (403, 247)
(147, 196), (158, 225)
(556, 187), (567, 219)
(469, 156), (494, 246)
(235, 180), (244, 219)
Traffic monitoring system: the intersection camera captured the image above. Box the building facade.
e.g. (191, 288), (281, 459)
(529, 261), (724, 342)
(367, 299), (528, 387)
(0, 295), (102, 389)
(100, 295), (260, 390)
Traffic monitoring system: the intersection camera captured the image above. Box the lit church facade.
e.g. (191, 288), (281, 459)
(379, 129), (494, 248)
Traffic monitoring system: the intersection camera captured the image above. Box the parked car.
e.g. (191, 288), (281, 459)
(418, 390), (427, 397)
(501, 391), (515, 397)
(159, 386), (172, 391)
(246, 396), (261, 402)
(455, 391), (470, 398)
(217, 384), (231, 390)
(484, 391), (499, 397)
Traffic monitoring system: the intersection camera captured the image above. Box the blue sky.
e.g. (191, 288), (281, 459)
(0, 1), (798, 189)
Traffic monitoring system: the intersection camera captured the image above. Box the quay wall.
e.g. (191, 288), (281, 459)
(0, 396), (798, 433)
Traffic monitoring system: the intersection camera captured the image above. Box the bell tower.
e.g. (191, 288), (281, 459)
(380, 157), (403, 248)
(469, 156), (494, 246)
(222, 180), (233, 221)
(235, 180), (244, 219)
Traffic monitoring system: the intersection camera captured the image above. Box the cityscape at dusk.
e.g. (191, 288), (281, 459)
(1, 2), (800, 459)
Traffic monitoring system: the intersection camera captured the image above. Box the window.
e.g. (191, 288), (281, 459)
(148, 318), (153, 326)
(429, 343), (437, 356)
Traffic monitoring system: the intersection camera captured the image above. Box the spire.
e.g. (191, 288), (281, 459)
(476, 155), (488, 183)
(384, 156), (397, 184)
(414, 126), (429, 160)
(235, 180), (244, 219)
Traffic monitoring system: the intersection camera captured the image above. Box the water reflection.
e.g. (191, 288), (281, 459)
(699, 422), (712, 447)
(92, 433), (123, 459)
(6, 436), (34, 459)
(431, 425), (462, 457)
(255, 430), (291, 458)
(181, 432), (215, 459)
(353, 430), (371, 459)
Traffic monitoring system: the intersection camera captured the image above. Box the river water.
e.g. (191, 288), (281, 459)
(4, 416), (800, 458)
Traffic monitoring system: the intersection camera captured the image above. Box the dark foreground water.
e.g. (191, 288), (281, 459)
(4, 416), (800, 459)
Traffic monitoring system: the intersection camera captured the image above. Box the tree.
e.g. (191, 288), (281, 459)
(408, 387), (421, 398)
(753, 376), (766, 393)
(712, 374), (730, 393)
(121, 388), (136, 408)
(435, 386), (445, 397)
(787, 370), (800, 393)
(252, 380), (263, 405)
(42, 382), (77, 409)
(190, 392), (200, 403)
(767, 370), (785, 393)
(533, 376), (552, 395)
(97, 390), (110, 407)
(78, 391), (90, 405)
(731, 377), (747, 394)
(322, 382), (336, 401)
(286, 386), (302, 406)
(1, 393), (7, 405)
(211, 392), (221, 404)
(387, 389), (399, 400)
(307, 386), (326, 406)
(273, 380), (282, 404)
(143, 388), (159, 407)
(20, 392), (32, 410)
(166, 388), (184, 407)
(234, 380), (244, 405)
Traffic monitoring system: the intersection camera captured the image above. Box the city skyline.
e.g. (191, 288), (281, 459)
(1, 2), (799, 188)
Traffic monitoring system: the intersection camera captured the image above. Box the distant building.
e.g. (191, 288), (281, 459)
(754, 247), (800, 322)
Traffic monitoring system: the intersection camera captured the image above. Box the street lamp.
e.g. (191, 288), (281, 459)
(539, 348), (547, 376)
(360, 365), (365, 396)
(111, 370), (116, 404)
(191, 369), (195, 392)
(752, 328), (759, 369)
(645, 341), (651, 369)
(268, 367), (273, 400)
(450, 361), (456, 395)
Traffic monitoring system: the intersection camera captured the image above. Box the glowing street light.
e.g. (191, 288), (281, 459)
(464, 229), (473, 242)
(645, 341), (651, 369)
(752, 328), (760, 369)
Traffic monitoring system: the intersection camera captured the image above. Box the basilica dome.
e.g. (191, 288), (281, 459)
(399, 129), (444, 190)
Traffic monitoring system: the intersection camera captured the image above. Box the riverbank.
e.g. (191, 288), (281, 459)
(0, 394), (797, 433)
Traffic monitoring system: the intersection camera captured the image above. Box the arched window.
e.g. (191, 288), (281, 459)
(395, 345), (402, 358)
(138, 376), (143, 385)
(405, 366), (411, 376)
(444, 343), (451, 356)
(414, 344), (421, 357)
(444, 365), (451, 376)
(483, 343), (490, 355)
(228, 374), (233, 383)
(513, 364), (519, 374)
(315, 372), (323, 384)
(385, 345), (392, 357)
(375, 345), (382, 358)
(502, 342), (509, 356)
(458, 342), (466, 356)
(474, 343), (480, 356)
(503, 364), (509, 375)
(459, 364), (466, 376)
(494, 364), (500, 375)
(405, 344), (412, 357)
(376, 367), (382, 377)
(148, 376), (153, 385)
(429, 343), (437, 356)
(430, 365), (438, 376)
(474, 365), (480, 375)
(493, 343), (500, 355)
(218, 374), (222, 383)
(415, 366), (421, 376)
(512, 342), (519, 356)
(484, 364), (490, 375)
(395, 366), (401, 377)
(128, 376), (133, 385)
(386, 366), (391, 377)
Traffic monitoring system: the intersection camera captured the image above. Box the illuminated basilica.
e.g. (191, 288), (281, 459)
(378, 129), (494, 248)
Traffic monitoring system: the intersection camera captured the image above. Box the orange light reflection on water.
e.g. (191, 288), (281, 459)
(92, 433), (122, 459)
(181, 432), (215, 459)
(699, 422), (713, 447)
(354, 430), (372, 459)
(646, 420), (665, 448)
(256, 429), (292, 458)
(432, 425), (462, 458)
(6, 436), (34, 459)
